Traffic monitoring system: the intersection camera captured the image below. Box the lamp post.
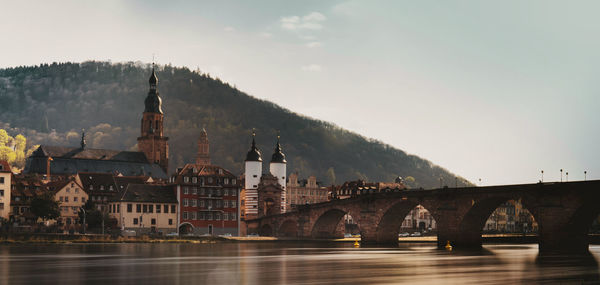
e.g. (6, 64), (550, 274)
(80, 207), (86, 235)
(566, 172), (569, 182)
(585, 171), (587, 181)
(560, 169), (563, 182)
(541, 170), (544, 182)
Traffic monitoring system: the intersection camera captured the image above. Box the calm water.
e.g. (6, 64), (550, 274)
(1, 242), (599, 284)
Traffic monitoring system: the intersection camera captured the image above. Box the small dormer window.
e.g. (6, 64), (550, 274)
(184, 177), (189, 183)
(90, 185), (94, 190)
(109, 185), (113, 191)
(100, 185), (105, 191)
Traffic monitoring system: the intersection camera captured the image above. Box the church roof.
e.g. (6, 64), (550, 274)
(144, 67), (163, 114)
(24, 145), (168, 179)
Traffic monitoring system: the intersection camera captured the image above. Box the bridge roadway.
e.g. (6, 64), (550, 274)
(246, 180), (600, 253)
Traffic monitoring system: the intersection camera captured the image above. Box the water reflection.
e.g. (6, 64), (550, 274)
(0, 243), (599, 284)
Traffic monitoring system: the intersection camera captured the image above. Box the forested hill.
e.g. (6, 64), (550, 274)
(0, 61), (470, 188)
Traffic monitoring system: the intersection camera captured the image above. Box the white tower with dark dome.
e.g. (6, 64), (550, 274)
(269, 134), (287, 212)
(243, 131), (262, 217)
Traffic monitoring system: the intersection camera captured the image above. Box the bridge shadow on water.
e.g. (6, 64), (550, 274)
(530, 250), (600, 283)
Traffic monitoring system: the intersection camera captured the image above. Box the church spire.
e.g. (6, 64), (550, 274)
(80, 129), (86, 149)
(196, 127), (211, 165)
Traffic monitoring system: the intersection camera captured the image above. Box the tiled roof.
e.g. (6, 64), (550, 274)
(24, 145), (168, 179)
(116, 184), (177, 203)
(0, 160), (11, 173)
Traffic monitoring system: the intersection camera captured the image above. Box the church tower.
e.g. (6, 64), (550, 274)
(196, 128), (210, 165)
(137, 65), (169, 173)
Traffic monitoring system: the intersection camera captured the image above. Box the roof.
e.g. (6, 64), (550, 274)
(114, 176), (149, 191)
(24, 145), (168, 179)
(77, 172), (117, 192)
(0, 160), (11, 173)
(173, 163), (237, 184)
(117, 184), (177, 203)
(270, 139), (286, 163)
(245, 135), (262, 162)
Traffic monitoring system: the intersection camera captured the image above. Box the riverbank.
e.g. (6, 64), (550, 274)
(2, 233), (600, 245)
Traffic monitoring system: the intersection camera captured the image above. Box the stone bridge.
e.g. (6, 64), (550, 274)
(246, 180), (600, 253)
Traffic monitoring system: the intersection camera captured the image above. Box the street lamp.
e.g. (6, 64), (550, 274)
(541, 170), (544, 182)
(80, 207), (86, 235)
(566, 172), (569, 182)
(585, 171), (587, 181)
(560, 169), (563, 182)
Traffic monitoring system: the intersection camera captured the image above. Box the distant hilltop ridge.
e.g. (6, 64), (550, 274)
(0, 61), (470, 188)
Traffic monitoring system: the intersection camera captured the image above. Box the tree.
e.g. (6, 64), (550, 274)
(78, 200), (109, 230)
(30, 193), (60, 221)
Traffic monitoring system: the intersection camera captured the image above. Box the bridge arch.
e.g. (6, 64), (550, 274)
(259, 224), (274, 236)
(278, 219), (299, 237)
(375, 199), (438, 243)
(458, 195), (538, 247)
(311, 208), (352, 239)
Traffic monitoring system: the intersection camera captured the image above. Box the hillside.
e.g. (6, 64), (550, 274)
(0, 61), (470, 188)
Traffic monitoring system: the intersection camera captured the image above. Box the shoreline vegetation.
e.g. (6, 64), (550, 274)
(2, 234), (599, 245)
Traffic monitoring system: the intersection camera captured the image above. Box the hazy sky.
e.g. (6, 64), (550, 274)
(1, 0), (599, 185)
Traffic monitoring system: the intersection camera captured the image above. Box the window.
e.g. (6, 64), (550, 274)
(66, 188), (70, 193)
(74, 197), (78, 202)
(223, 189), (228, 196)
(75, 188), (79, 193)
(192, 177), (197, 183)
(232, 189), (237, 196)
(183, 187), (189, 194)
(164, 205), (169, 213)
(208, 200), (213, 208)
(184, 177), (189, 183)
(156, 205), (161, 213)
(0, 177), (3, 184)
(151, 218), (156, 225)
(232, 179), (236, 185)
(192, 187), (197, 195)
(143, 204), (148, 213)
(215, 213), (221, 221)
(183, 211), (188, 220)
(82, 197), (86, 203)
(136, 204), (141, 213)
(59, 196), (64, 202)
(89, 185), (93, 190)
(208, 177), (213, 183)
(171, 205), (176, 213)
(127, 204), (133, 213)
(117, 204), (120, 213)
(133, 218), (138, 225)
(168, 219), (173, 225)
(191, 212), (196, 220)
(224, 178), (229, 185)
(0, 203), (3, 210)
(183, 198), (188, 206)
(149, 205), (154, 213)
(207, 212), (212, 220)
(65, 196), (69, 202)
(200, 188), (205, 195)
(199, 212), (205, 220)
(223, 213), (228, 221)
(223, 200), (228, 208)
(109, 185), (114, 191)
(100, 185), (104, 191)
(231, 201), (236, 208)
(191, 199), (197, 207)
(231, 213), (237, 221)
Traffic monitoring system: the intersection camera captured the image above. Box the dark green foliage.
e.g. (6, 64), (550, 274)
(30, 193), (60, 221)
(78, 200), (108, 230)
(0, 61), (470, 188)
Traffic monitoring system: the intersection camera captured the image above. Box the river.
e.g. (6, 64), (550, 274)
(0, 242), (599, 284)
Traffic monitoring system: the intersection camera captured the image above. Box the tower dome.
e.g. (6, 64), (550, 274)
(270, 135), (286, 163)
(144, 66), (163, 114)
(245, 132), (262, 162)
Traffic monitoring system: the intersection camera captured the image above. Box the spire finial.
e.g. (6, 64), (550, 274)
(80, 129), (86, 149)
(251, 128), (257, 148)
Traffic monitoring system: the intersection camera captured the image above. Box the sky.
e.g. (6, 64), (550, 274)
(1, 0), (599, 186)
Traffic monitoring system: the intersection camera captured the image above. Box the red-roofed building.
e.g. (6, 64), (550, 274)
(170, 130), (241, 236)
